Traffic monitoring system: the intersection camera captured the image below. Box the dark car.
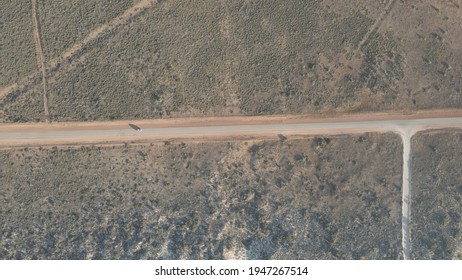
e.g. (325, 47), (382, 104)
(129, 124), (142, 132)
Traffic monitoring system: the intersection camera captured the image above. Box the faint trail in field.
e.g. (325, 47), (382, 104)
(1, 0), (159, 101)
(0, 72), (42, 101)
(0, 84), (19, 99)
(32, 0), (49, 122)
(47, 0), (157, 71)
(356, 0), (398, 52)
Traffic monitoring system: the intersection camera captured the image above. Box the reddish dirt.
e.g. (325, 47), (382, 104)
(2, 109), (462, 130)
(1, 109), (462, 148)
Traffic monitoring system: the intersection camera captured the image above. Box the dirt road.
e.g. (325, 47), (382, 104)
(31, 0), (49, 121)
(1, 111), (462, 147)
(400, 131), (412, 260)
(1, 111), (462, 259)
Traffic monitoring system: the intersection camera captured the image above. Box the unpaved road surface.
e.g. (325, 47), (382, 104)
(31, 0), (49, 121)
(400, 133), (412, 260)
(1, 111), (462, 259)
(1, 112), (462, 147)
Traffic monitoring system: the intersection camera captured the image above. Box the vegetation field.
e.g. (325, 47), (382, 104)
(411, 130), (462, 259)
(0, 133), (402, 259)
(1, 83), (44, 122)
(46, 0), (379, 120)
(2, 0), (462, 122)
(0, 0), (38, 88)
(39, 0), (136, 60)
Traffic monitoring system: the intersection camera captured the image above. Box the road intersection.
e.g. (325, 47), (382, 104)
(1, 111), (462, 259)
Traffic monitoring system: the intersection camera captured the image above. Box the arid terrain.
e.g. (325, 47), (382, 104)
(0, 134), (402, 259)
(1, 0), (461, 261)
(411, 130), (462, 259)
(0, 1), (38, 89)
(2, 0), (462, 122)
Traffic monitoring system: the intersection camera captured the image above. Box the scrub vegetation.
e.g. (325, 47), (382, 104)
(0, 133), (402, 259)
(39, 0), (136, 59)
(411, 130), (462, 259)
(0, 0), (38, 88)
(2, 0), (461, 122)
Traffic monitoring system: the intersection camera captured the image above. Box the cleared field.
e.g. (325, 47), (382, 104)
(0, 134), (402, 259)
(411, 130), (462, 259)
(0, 0), (38, 88)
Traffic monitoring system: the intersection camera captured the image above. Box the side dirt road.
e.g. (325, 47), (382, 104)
(31, 0), (49, 121)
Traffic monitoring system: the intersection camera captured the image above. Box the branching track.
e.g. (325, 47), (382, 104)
(1, 0), (158, 101)
(50, 0), (157, 70)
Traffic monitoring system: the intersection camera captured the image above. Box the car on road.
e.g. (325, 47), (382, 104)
(129, 124), (142, 132)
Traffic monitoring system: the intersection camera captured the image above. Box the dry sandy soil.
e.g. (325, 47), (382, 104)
(0, 134), (402, 259)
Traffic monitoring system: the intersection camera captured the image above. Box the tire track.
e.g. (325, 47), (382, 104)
(32, 0), (49, 122)
(47, 0), (158, 76)
(0, 84), (19, 99)
(356, 0), (398, 52)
